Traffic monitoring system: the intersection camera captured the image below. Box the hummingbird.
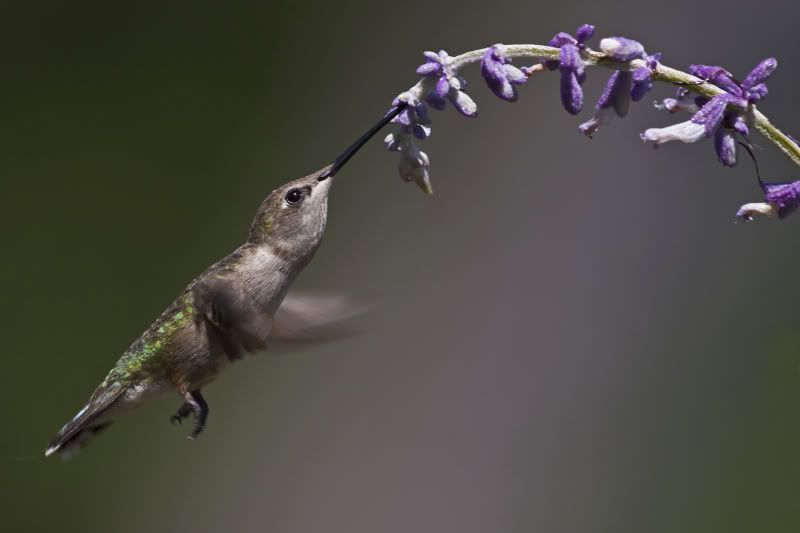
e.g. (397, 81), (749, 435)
(45, 104), (407, 458)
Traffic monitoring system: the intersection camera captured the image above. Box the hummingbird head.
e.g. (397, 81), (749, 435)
(246, 103), (408, 262)
(248, 167), (334, 262)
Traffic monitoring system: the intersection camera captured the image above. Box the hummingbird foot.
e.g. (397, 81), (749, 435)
(170, 402), (193, 426)
(183, 390), (208, 440)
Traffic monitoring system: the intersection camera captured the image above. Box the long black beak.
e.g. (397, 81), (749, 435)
(318, 102), (409, 181)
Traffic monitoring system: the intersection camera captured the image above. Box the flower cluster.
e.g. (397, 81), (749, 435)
(377, 25), (796, 222)
(480, 44), (528, 102)
(579, 38), (660, 137)
(643, 58), (777, 167)
(384, 93), (434, 194)
(415, 50), (478, 116)
(383, 49), (484, 194)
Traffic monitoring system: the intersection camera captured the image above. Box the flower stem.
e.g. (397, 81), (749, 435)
(409, 44), (800, 168)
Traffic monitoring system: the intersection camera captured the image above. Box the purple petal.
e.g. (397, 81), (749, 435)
(714, 127), (737, 167)
(747, 83), (768, 103)
(423, 51), (440, 62)
(764, 181), (800, 218)
(560, 71), (583, 115)
(596, 71), (632, 118)
(599, 37), (645, 61)
(646, 52), (662, 69)
(742, 58), (777, 90)
(549, 32), (577, 48)
(396, 109), (412, 126)
(559, 44), (584, 78)
(425, 92), (447, 111)
(688, 64), (742, 97)
(631, 67), (654, 100)
(503, 64), (528, 85)
(575, 24), (596, 43)
(632, 67), (651, 84)
(412, 124), (432, 140)
(631, 79), (653, 102)
(414, 101), (430, 123)
(448, 90), (478, 117)
(435, 76), (450, 97)
(416, 62), (441, 76)
(732, 115), (749, 136)
(690, 94), (730, 135)
(688, 64), (732, 81)
(481, 45), (516, 101)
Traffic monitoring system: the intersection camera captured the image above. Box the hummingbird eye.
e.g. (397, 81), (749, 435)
(284, 188), (305, 206)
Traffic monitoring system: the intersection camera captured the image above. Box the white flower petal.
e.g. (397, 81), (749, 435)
(641, 120), (705, 146)
(736, 202), (776, 222)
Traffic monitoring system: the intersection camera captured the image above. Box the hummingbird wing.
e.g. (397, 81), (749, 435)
(192, 275), (273, 360)
(271, 292), (368, 344)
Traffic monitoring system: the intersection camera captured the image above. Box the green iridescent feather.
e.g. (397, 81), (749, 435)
(106, 294), (196, 382)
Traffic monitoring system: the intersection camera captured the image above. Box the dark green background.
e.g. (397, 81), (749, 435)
(3, 1), (800, 531)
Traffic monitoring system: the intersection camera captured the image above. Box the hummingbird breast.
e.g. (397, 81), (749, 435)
(238, 244), (296, 313)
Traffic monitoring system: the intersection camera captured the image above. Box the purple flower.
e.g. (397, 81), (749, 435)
(599, 37), (645, 62)
(690, 58), (777, 105)
(714, 126), (737, 167)
(559, 44), (585, 114)
(765, 181), (800, 218)
(545, 24), (595, 115)
(386, 93), (435, 193)
(742, 58), (778, 92)
(579, 37), (658, 137)
(644, 58), (776, 167)
(654, 88), (700, 114)
(631, 53), (661, 102)
(641, 93), (731, 146)
(688, 65), (742, 97)
(578, 70), (631, 137)
(737, 180), (800, 221)
(416, 49), (478, 117)
(391, 93), (432, 139)
(480, 44), (528, 102)
(385, 130), (433, 194)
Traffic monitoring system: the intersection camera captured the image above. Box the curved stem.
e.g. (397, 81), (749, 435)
(407, 44), (800, 168)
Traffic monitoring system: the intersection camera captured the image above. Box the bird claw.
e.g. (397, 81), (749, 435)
(173, 391), (208, 439)
(170, 402), (193, 426)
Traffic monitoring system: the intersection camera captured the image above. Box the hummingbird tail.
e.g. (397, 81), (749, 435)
(45, 383), (126, 459)
(45, 421), (114, 460)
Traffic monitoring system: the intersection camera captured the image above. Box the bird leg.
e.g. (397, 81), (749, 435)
(184, 390), (208, 439)
(170, 402), (193, 425)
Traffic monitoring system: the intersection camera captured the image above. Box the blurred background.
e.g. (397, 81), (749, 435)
(3, 0), (800, 531)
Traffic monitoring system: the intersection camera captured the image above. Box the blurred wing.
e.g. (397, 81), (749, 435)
(193, 275), (272, 358)
(271, 292), (368, 344)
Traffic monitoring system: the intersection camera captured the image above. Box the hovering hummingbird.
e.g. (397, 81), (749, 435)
(45, 105), (406, 458)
